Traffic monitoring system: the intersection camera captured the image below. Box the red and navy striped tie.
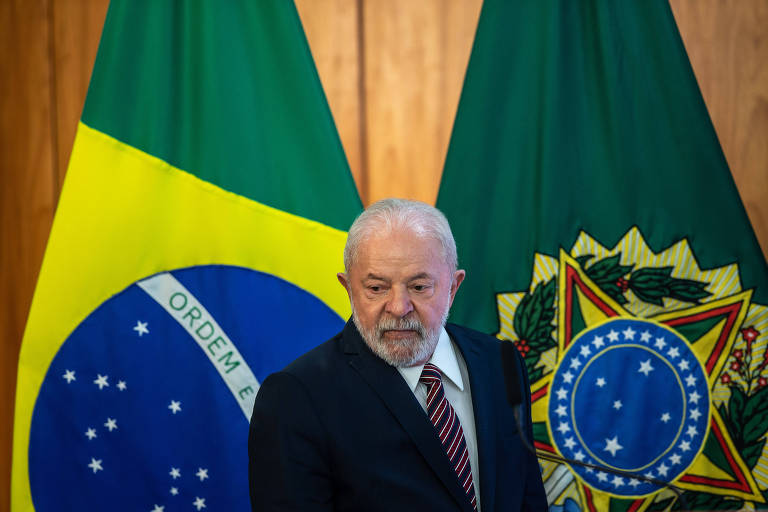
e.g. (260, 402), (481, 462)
(420, 363), (478, 511)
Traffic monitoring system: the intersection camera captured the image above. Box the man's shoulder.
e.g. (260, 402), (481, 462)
(445, 322), (500, 347)
(281, 329), (346, 378)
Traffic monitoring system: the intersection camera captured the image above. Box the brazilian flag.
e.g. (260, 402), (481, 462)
(12, 2), (360, 510)
(438, 1), (768, 510)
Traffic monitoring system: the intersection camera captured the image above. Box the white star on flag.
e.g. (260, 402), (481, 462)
(133, 320), (149, 337)
(654, 337), (667, 350)
(685, 374), (697, 387)
(63, 370), (76, 383)
(104, 418), (118, 432)
(596, 471), (608, 482)
(689, 391), (701, 404)
(670, 453), (682, 465)
(690, 408), (702, 421)
(680, 440), (691, 452)
(640, 331), (652, 343)
(660, 412), (671, 423)
(151, 505), (164, 512)
(607, 330), (619, 342)
(622, 326), (636, 340)
(168, 400), (182, 414)
(169, 467), (181, 479)
(569, 358), (582, 370)
(596, 377), (606, 387)
(678, 359), (690, 371)
(686, 425), (699, 438)
(556, 388), (568, 401)
(562, 371), (574, 384)
(638, 359), (654, 376)
(613, 400), (623, 410)
(93, 374), (109, 390)
(556, 405), (567, 417)
(85, 428), (97, 440)
(612, 475), (624, 488)
(193, 497), (206, 510)
(170, 487), (179, 496)
(629, 478), (641, 488)
(574, 450), (585, 461)
(117, 380), (127, 391)
(564, 437), (577, 449)
(557, 422), (571, 434)
(580, 345), (592, 357)
(667, 347), (680, 359)
(196, 468), (209, 481)
(657, 463), (669, 477)
(88, 458), (103, 473)
(592, 335), (605, 349)
(603, 436), (623, 456)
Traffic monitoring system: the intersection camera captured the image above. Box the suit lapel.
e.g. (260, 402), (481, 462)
(341, 321), (474, 512)
(448, 324), (498, 512)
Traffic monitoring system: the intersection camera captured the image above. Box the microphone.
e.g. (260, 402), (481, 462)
(500, 341), (689, 511)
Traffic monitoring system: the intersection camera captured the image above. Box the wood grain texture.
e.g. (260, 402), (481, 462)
(51, 0), (110, 188)
(295, 0), (365, 201)
(0, 1), (56, 511)
(361, 0), (482, 205)
(670, 0), (768, 260)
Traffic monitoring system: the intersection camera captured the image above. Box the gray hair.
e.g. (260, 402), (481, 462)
(343, 198), (458, 272)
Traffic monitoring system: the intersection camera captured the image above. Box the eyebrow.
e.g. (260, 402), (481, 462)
(364, 273), (389, 281)
(363, 272), (434, 281)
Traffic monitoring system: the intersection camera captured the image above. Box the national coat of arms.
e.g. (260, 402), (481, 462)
(498, 227), (768, 511)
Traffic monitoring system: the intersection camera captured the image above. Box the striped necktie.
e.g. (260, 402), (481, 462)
(420, 363), (478, 511)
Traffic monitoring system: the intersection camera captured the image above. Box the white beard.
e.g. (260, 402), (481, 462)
(351, 300), (449, 368)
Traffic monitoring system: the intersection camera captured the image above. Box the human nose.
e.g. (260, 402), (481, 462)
(385, 285), (413, 318)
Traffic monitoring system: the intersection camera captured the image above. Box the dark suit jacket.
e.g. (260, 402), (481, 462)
(248, 320), (547, 511)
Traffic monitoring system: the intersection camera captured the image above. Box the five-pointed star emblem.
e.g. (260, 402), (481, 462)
(88, 458), (103, 473)
(63, 370), (76, 383)
(168, 400), (182, 414)
(603, 436), (623, 457)
(133, 320), (149, 337)
(93, 374), (109, 389)
(638, 359), (654, 376)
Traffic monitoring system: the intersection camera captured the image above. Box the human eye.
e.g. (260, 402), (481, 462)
(365, 281), (387, 294)
(410, 281), (433, 293)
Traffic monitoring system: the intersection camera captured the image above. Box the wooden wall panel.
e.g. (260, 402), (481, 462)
(361, 0), (482, 205)
(670, 0), (768, 260)
(0, 2), (57, 511)
(295, 0), (365, 201)
(51, 0), (110, 187)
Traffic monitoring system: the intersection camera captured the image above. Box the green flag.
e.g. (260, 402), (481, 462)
(438, 1), (768, 510)
(13, 2), (360, 510)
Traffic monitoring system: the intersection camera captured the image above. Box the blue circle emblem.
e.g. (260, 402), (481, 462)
(547, 318), (709, 496)
(29, 265), (344, 511)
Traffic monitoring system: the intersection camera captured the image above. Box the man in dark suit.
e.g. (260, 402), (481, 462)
(249, 198), (547, 511)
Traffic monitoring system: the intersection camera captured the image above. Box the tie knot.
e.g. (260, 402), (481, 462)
(420, 363), (442, 386)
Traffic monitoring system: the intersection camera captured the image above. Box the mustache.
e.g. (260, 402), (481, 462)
(375, 315), (425, 337)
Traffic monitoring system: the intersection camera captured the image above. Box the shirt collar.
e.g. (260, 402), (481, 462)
(397, 327), (464, 392)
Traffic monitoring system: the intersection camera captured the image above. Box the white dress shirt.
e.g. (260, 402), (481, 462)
(397, 327), (481, 511)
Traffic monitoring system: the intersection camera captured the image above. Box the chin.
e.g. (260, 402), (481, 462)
(366, 333), (438, 368)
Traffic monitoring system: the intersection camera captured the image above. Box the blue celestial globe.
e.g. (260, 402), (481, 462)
(29, 265), (344, 511)
(548, 318), (710, 497)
